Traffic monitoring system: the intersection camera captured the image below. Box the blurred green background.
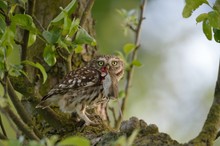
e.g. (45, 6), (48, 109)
(93, 0), (220, 145)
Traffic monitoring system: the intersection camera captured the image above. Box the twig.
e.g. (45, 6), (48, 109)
(126, 24), (136, 32)
(21, 31), (29, 63)
(116, 0), (146, 129)
(0, 105), (39, 140)
(79, 0), (95, 27)
(14, 39), (23, 45)
(56, 47), (68, 61)
(21, 0), (35, 65)
(33, 15), (45, 32)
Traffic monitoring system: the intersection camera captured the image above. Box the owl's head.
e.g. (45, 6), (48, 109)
(88, 55), (124, 81)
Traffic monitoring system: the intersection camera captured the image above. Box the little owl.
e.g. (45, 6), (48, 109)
(36, 55), (124, 125)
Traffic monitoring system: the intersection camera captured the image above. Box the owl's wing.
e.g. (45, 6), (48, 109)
(40, 67), (102, 101)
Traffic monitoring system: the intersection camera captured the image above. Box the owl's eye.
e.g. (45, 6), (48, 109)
(112, 61), (118, 66)
(97, 61), (104, 66)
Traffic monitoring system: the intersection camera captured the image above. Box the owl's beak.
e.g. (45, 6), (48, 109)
(106, 64), (110, 70)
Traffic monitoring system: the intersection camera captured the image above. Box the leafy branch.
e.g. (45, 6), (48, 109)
(115, 0), (146, 129)
(183, 0), (220, 145)
(183, 0), (220, 42)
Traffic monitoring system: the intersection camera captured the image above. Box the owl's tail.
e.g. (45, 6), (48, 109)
(35, 100), (51, 109)
(36, 94), (59, 109)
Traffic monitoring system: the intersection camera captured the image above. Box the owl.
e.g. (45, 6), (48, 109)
(36, 55), (124, 125)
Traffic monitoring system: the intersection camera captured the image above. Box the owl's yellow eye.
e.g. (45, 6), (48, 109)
(112, 61), (118, 66)
(97, 61), (104, 66)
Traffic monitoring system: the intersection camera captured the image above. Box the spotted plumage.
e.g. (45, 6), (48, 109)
(36, 55), (124, 125)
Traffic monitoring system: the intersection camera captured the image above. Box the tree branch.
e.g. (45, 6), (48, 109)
(0, 105), (39, 140)
(0, 115), (7, 138)
(8, 76), (68, 129)
(0, 132), (7, 140)
(116, 0), (146, 129)
(21, 0), (35, 70)
(33, 15), (45, 32)
(187, 1), (220, 145)
(189, 59), (220, 145)
(6, 78), (43, 138)
(7, 78), (33, 125)
(79, 0), (95, 28)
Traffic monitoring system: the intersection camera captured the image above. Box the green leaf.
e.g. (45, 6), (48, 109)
(19, 70), (31, 82)
(9, 4), (17, 15)
(196, 13), (208, 23)
(213, 0), (220, 13)
(51, 0), (77, 24)
(118, 90), (125, 99)
(117, 9), (128, 17)
(8, 64), (23, 77)
(57, 38), (70, 53)
(22, 60), (48, 83)
(58, 136), (90, 146)
(128, 9), (137, 17)
(28, 32), (36, 47)
(11, 14), (36, 32)
(42, 30), (60, 44)
(203, 19), (212, 40)
(0, 14), (6, 34)
(0, 0), (7, 10)
(115, 51), (126, 62)
(69, 18), (80, 37)
(43, 45), (56, 66)
(34, 63), (48, 84)
(208, 11), (220, 29)
(123, 43), (136, 56)
(0, 97), (8, 108)
(45, 136), (59, 146)
(132, 59), (142, 67)
(74, 28), (96, 45)
(62, 11), (72, 36)
(75, 45), (83, 53)
(213, 28), (220, 43)
(0, 27), (15, 52)
(182, 0), (209, 18)
(0, 52), (6, 79)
